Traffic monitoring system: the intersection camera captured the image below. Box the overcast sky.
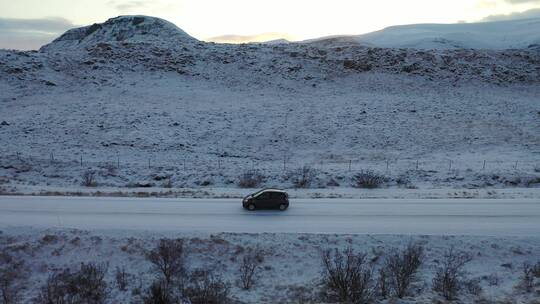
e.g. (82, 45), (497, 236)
(1, 0), (540, 49)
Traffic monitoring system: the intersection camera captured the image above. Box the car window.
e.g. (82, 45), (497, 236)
(269, 192), (284, 199)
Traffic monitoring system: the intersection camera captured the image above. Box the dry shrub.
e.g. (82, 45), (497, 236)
(432, 247), (473, 300)
(146, 239), (185, 287)
(377, 267), (389, 299)
(142, 279), (180, 304)
(162, 178), (173, 189)
(237, 171), (264, 188)
(238, 248), (264, 290)
(0, 250), (27, 304)
(115, 266), (130, 292)
(81, 170), (97, 187)
(352, 170), (387, 189)
(517, 262), (537, 293)
(382, 242), (424, 298)
(36, 262), (108, 304)
(292, 166), (316, 189)
(182, 269), (230, 304)
(533, 262), (540, 278)
(320, 247), (375, 304)
(464, 278), (483, 296)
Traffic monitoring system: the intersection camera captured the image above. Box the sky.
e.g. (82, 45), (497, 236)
(1, 0), (540, 49)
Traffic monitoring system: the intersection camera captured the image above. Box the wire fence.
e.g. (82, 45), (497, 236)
(2, 149), (539, 175)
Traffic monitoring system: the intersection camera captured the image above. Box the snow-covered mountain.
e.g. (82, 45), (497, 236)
(312, 18), (540, 50)
(1, 16), (539, 191)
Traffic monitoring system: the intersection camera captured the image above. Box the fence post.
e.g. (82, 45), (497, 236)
(50, 152), (54, 164)
(348, 160), (352, 172)
(183, 159), (186, 171)
(148, 158), (151, 169)
(80, 155), (83, 167)
(482, 160), (486, 170)
(416, 160), (419, 170)
(514, 160), (518, 170)
(117, 156), (120, 169)
(448, 160), (452, 171)
(386, 159), (389, 172)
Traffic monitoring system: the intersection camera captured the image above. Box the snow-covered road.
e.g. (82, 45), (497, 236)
(0, 196), (539, 235)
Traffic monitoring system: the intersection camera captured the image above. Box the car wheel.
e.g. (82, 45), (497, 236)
(247, 204), (256, 211)
(279, 204), (287, 211)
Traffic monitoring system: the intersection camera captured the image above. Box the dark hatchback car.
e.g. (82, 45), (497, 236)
(242, 188), (289, 211)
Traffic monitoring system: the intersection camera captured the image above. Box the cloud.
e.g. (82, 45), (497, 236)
(0, 17), (76, 50)
(107, 0), (150, 11)
(504, 0), (540, 3)
(481, 7), (540, 21)
(207, 33), (293, 44)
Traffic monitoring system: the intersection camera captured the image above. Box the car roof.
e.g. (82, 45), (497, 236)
(252, 188), (287, 195)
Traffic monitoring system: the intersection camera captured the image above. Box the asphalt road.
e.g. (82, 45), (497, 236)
(0, 196), (539, 235)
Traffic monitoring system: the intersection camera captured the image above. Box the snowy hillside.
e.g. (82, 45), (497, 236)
(0, 15), (539, 193)
(314, 18), (540, 50)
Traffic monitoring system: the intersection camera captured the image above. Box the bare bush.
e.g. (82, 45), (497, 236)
(352, 170), (387, 189)
(238, 249), (263, 290)
(182, 269), (230, 304)
(162, 178), (173, 189)
(237, 171), (264, 188)
(292, 166), (316, 189)
(485, 273), (500, 286)
(81, 170), (97, 187)
(377, 267), (389, 299)
(532, 262), (540, 278)
(432, 247), (473, 300)
(383, 242), (424, 298)
(146, 239), (185, 287)
(464, 278), (483, 296)
(0, 250), (27, 304)
(115, 266), (130, 292)
(525, 176), (540, 187)
(142, 280), (180, 304)
(320, 247), (375, 304)
(517, 263), (536, 293)
(36, 262), (108, 304)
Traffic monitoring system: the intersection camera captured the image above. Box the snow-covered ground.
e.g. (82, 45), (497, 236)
(1, 227), (539, 303)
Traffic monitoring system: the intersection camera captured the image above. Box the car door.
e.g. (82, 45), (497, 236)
(255, 192), (270, 208)
(267, 192), (279, 209)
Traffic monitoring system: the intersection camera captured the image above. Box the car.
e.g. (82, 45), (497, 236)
(242, 188), (289, 211)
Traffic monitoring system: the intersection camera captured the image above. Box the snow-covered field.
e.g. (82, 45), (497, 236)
(1, 227), (539, 303)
